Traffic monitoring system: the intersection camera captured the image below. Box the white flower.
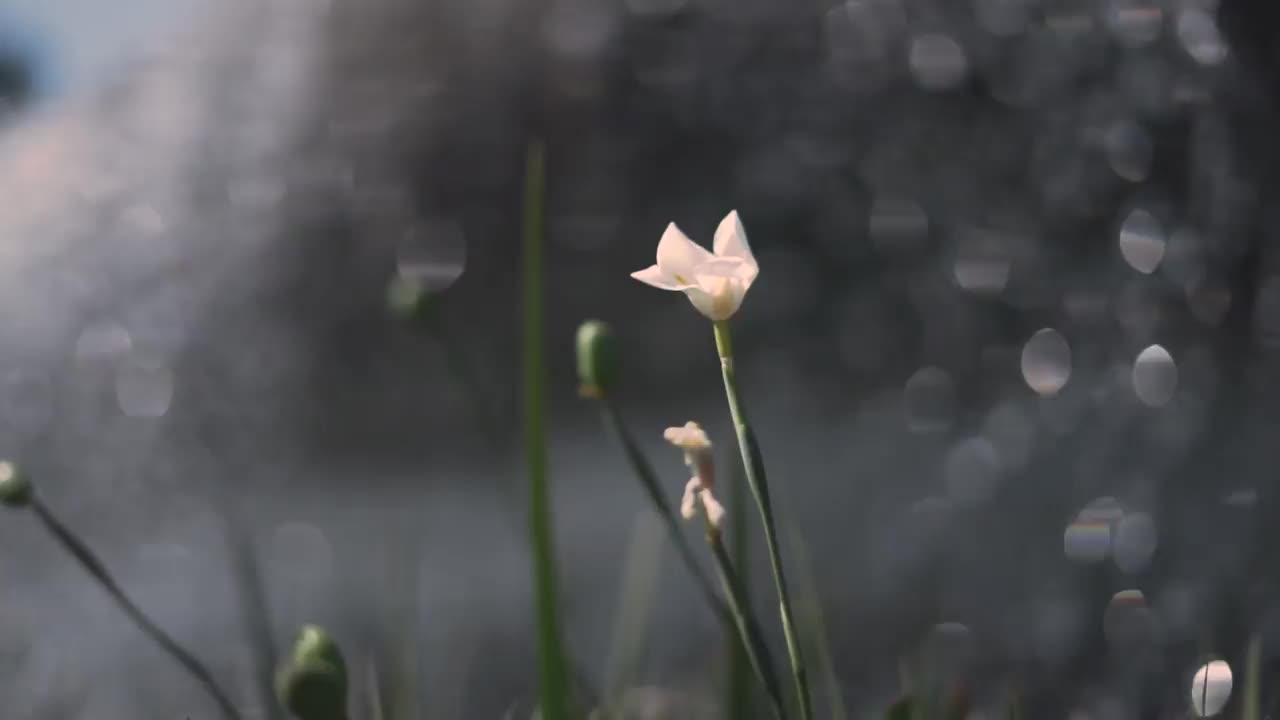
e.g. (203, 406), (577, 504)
(631, 210), (759, 321)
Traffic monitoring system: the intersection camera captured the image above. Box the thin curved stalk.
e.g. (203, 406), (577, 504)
(31, 497), (241, 720)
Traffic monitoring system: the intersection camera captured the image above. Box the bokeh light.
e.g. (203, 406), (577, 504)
(944, 436), (1002, 507)
(1132, 344), (1178, 407)
(1190, 660), (1233, 717)
(394, 217), (467, 293)
(903, 366), (956, 433)
(1112, 511), (1158, 574)
(1118, 208), (1165, 274)
(1021, 328), (1071, 396)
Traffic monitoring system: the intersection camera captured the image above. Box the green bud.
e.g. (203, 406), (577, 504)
(277, 625), (348, 720)
(386, 275), (434, 323)
(277, 657), (346, 720)
(0, 461), (32, 508)
(575, 320), (616, 398)
(293, 625), (346, 672)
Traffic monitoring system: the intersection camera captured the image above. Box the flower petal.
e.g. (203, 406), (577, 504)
(701, 489), (726, 528)
(684, 274), (745, 321)
(631, 264), (691, 291)
(680, 478), (700, 520)
(656, 223), (714, 282)
(713, 211), (757, 270)
(694, 256), (754, 281)
(664, 421), (710, 449)
(681, 285), (725, 321)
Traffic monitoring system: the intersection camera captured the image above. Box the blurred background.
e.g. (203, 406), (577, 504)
(0, 0), (1277, 717)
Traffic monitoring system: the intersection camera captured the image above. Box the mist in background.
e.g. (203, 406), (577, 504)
(0, 0), (1277, 717)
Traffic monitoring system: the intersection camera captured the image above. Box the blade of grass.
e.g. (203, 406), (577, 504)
(223, 510), (280, 720)
(602, 511), (665, 717)
(523, 138), (571, 720)
(1244, 635), (1261, 720)
(391, 543), (420, 720)
(789, 531), (846, 720)
(366, 657), (386, 720)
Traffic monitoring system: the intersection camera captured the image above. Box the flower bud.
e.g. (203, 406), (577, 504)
(386, 275), (434, 324)
(575, 320), (617, 399)
(293, 625), (345, 670)
(277, 625), (348, 720)
(0, 461), (32, 508)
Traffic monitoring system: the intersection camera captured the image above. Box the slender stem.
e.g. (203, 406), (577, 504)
(705, 524), (787, 720)
(223, 510), (280, 720)
(422, 307), (504, 449)
(1245, 636), (1261, 720)
(366, 659), (386, 720)
(522, 138), (571, 720)
(598, 399), (787, 719)
(725, 461), (751, 720)
(712, 320), (814, 720)
(31, 497), (241, 720)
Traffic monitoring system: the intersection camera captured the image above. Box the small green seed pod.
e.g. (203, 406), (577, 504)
(277, 625), (348, 720)
(0, 461), (32, 508)
(386, 275), (434, 324)
(575, 320), (617, 399)
(293, 625), (346, 672)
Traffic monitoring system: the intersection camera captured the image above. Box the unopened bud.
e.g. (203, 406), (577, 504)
(386, 275), (434, 324)
(575, 320), (617, 399)
(277, 625), (348, 720)
(0, 461), (32, 508)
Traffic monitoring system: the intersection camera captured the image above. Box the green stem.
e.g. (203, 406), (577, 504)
(1245, 635), (1261, 720)
(705, 525), (787, 720)
(598, 399), (786, 719)
(725, 464), (751, 720)
(422, 308), (504, 449)
(31, 498), (241, 720)
(523, 139), (571, 720)
(221, 506), (281, 720)
(712, 320), (814, 720)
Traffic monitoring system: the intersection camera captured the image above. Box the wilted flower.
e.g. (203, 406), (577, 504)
(664, 420), (711, 453)
(681, 476), (726, 529)
(664, 421), (713, 481)
(631, 210), (759, 321)
(665, 421), (724, 529)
